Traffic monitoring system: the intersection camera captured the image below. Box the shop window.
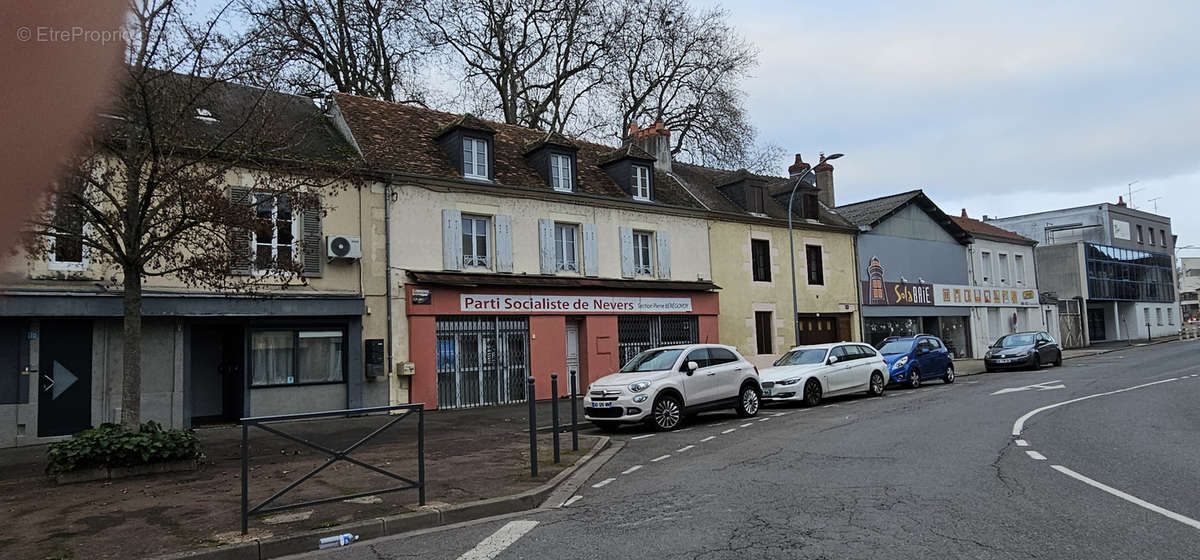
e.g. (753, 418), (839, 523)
(633, 231), (654, 276)
(250, 329), (345, 386)
(462, 214), (491, 268)
(751, 239), (771, 282)
(554, 222), (579, 272)
(617, 315), (698, 365)
(755, 311), (773, 355)
(805, 245), (824, 285)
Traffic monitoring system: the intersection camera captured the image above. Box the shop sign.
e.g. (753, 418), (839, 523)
(460, 294), (693, 313)
(933, 284), (1038, 307)
(860, 281), (935, 306)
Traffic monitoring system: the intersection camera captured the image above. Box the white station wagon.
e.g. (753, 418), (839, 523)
(758, 343), (887, 406)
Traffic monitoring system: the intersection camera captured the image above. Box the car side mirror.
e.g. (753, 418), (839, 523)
(685, 361), (699, 375)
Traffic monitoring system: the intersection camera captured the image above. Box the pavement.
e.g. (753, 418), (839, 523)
(287, 337), (1200, 559)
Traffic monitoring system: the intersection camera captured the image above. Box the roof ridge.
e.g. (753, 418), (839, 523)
(835, 188), (923, 209)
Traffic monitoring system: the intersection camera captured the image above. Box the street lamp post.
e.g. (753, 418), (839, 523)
(788, 153), (843, 346)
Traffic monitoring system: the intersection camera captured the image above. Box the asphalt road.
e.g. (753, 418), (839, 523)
(293, 339), (1200, 560)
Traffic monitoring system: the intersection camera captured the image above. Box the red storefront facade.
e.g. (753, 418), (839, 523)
(404, 272), (719, 409)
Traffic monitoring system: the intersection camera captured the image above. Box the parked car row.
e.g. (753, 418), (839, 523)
(583, 331), (1062, 432)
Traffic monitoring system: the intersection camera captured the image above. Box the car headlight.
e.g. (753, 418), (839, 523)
(778, 377), (801, 386)
(628, 380), (651, 393)
(632, 394), (649, 403)
(893, 356), (909, 369)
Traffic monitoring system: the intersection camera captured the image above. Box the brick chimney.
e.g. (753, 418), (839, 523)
(1116, 195), (1127, 207)
(814, 153), (835, 208)
(631, 120), (672, 174)
(788, 153), (811, 179)
(961, 208), (968, 218)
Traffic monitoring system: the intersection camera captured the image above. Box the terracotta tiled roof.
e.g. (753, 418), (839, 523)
(331, 93), (703, 209)
(951, 215), (1037, 245)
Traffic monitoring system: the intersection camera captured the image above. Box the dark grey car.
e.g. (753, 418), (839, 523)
(984, 331), (1063, 372)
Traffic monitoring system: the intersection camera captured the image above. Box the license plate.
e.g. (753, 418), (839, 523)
(590, 401), (614, 408)
(762, 389), (772, 397)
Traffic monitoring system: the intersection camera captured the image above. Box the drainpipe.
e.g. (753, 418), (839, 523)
(384, 176), (395, 375)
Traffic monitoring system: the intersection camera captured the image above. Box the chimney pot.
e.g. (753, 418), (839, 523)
(632, 121), (672, 174)
(1117, 195), (1127, 207)
(787, 153), (811, 178)
(961, 208), (968, 218)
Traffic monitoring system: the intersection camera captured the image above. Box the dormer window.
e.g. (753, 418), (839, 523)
(802, 193), (820, 220)
(463, 137), (489, 180)
(746, 185), (766, 213)
(633, 165), (651, 201)
(550, 153), (572, 192)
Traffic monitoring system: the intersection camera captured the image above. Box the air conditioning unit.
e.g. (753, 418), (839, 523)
(326, 235), (362, 259)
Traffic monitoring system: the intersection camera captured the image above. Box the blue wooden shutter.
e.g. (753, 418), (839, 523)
(495, 215), (513, 273)
(583, 223), (599, 277)
(539, 219), (556, 274)
(442, 209), (462, 271)
(619, 226), (634, 278)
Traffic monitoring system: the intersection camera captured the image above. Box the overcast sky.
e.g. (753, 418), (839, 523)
(702, 0), (1200, 255)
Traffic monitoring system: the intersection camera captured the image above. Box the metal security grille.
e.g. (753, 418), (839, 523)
(436, 316), (529, 409)
(617, 315), (699, 366)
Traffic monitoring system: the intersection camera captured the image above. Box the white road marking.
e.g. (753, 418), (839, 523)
(621, 465), (642, 475)
(758, 417), (771, 422)
(992, 380), (1065, 396)
(965, 381), (979, 384)
(740, 422), (754, 428)
(721, 428), (736, 434)
(631, 434), (656, 440)
(562, 495), (583, 507)
(1012, 376), (1184, 436)
(651, 454), (670, 462)
(1052, 465), (1200, 531)
(455, 520), (540, 560)
(1015, 439), (1029, 447)
(772, 412), (789, 417)
(591, 478), (616, 488)
(1026, 450), (1047, 460)
(700, 436), (716, 442)
(676, 445), (694, 452)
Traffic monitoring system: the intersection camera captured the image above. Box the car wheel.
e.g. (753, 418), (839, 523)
(592, 421), (620, 433)
(943, 363), (955, 384)
(985, 365), (995, 373)
(867, 372), (885, 397)
(1053, 352), (1063, 367)
(909, 368), (922, 389)
(649, 394), (683, 431)
(736, 384), (760, 417)
(803, 379), (822, 407)
(1031, 354), (1041, 371)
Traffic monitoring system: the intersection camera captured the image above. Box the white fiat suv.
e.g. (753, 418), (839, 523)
(584, 344), (761, 431)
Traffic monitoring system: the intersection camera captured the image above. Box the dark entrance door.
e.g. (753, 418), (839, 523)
(190, 324), (245, 423)
(0, 320), (25, 406)
(1087, 307), (1107, 341)
(38, 320), (92, 437)
(796, 314), (840, 345)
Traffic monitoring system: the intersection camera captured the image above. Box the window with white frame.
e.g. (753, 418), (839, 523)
(633, 231), (653, 276)
(1168, 307), (1175, 325)
(48, 176), (89, 271)
(463, 137), (489, 180)
(252, 193), (296, 272)
(462, 214), (490, 268)
(550, 153), (572, 192)
(1014, 254), (1026, 285)
(554, 223), (578, 272)
(632, 165), (651, 201)
(981, 251), (993, 283)
(998, 253), (1009, 285)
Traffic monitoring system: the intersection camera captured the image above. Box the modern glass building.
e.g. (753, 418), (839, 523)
(1084, 243), (1175, 303)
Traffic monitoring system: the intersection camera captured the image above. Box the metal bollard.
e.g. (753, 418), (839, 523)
(551, 373), (560, 464)
(527, 376), (537, 477)
(569, 370), (579, 452)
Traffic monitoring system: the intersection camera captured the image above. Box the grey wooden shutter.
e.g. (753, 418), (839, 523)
(495, 214), (513, 273)
(538, 219), (556, 274)
(619, 226), (634, 278)
(228, 185), (252, 275)
(442, 209), (462, 271)
(656, 229), (671, 279)
(582, 223), (599, 277)
(301, 194), (323, 278)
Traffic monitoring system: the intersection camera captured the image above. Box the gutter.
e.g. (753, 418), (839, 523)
(384, 176), (395, 374)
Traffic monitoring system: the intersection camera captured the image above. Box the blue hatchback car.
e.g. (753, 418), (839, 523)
(875, 335), (955, 388)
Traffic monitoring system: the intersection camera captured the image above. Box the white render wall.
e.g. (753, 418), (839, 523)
(965, 237), (1043, 357)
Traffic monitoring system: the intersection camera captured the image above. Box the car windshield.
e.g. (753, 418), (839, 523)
(773, 348), (828, 366)
(996, 334), (1036, 348)
(876, 340), (914, 355)
(620, 349), (683, 372)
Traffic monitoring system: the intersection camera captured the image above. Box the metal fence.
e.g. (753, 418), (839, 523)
(436, 316), (529, 408)
(240, 404), (425, 534)
(617, 315), (699, 365)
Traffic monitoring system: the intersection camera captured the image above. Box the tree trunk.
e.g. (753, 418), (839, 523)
(120, 268), (143, 428)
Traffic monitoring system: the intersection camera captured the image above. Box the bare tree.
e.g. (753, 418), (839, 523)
(23, 0), (358, 428)
(241, 0), (429, 104)
(604, 0), (759, 168)
(421, 0), (609, 132)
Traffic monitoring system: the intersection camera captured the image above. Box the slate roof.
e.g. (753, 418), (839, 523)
(950, 215), (1037, 245)
(836, 189), (973, 244)
(331, 93), (703, 209)
(670, 162), (854, 228)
